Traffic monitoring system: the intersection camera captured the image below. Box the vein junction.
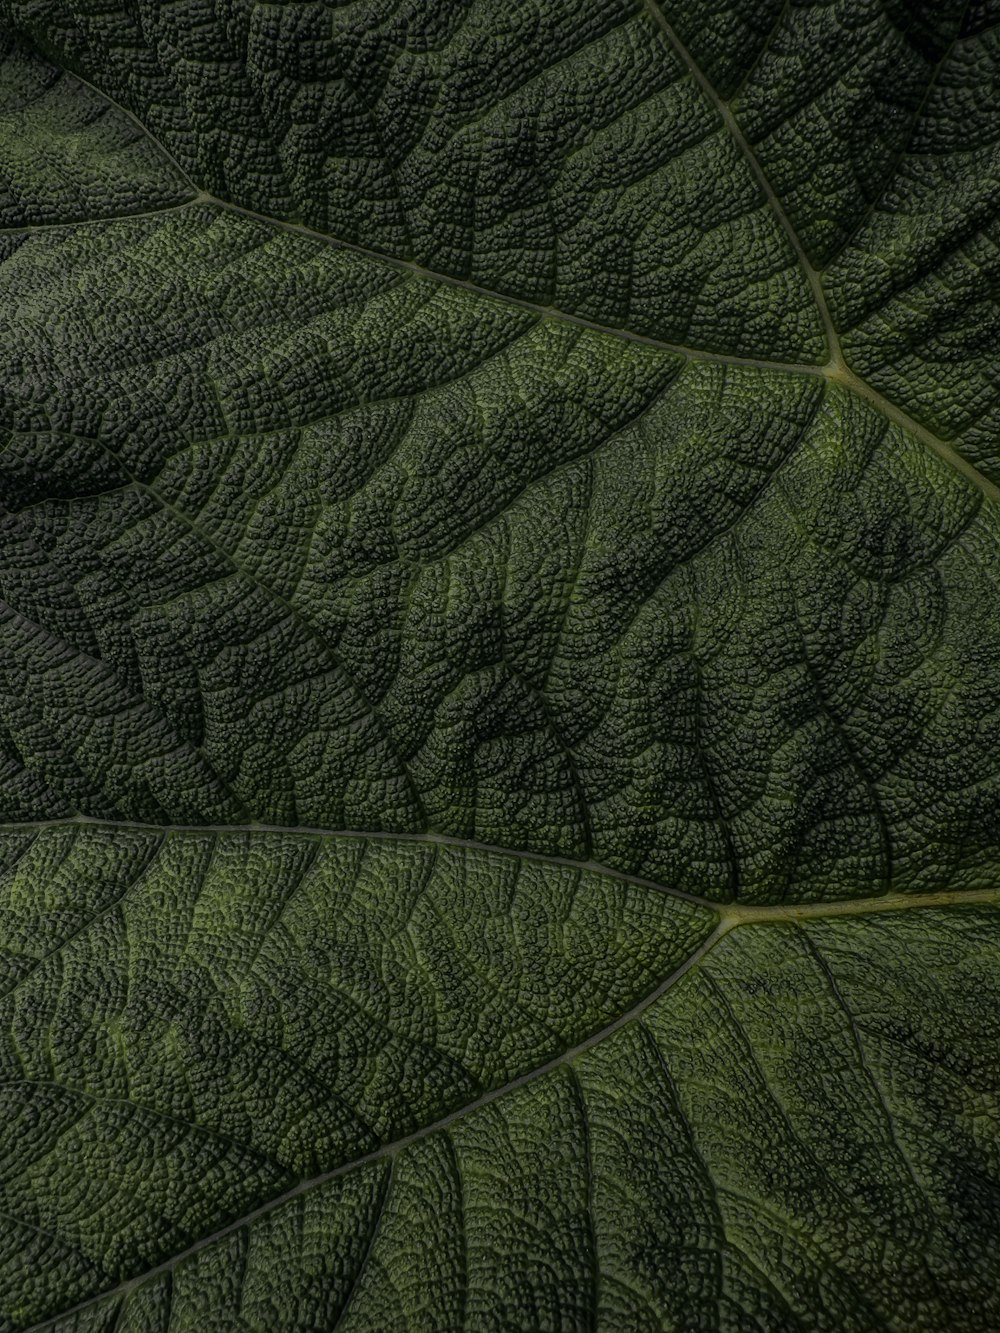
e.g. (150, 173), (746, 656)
(46, 39), (1000, 508)
(185, 187), (999, 505)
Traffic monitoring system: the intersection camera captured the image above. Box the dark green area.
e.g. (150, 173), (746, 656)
(1, 5), (999, 1329)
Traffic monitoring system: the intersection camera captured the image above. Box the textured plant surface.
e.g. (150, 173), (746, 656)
(0, 2), (999, 1329)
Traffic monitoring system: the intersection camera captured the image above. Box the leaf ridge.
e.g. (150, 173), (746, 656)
(75, 421), (429, 831)
(0, 835), (163, 1001)
(637, 1020), (725, 1326)
(0, 1077), (288, 1181)
(821, 25), (964, 269)
(789, 584), (893, 891)
(566, 1066), (599, 1333)
(328, 1159), (393, 1333)
(698, 967), (865, 1219)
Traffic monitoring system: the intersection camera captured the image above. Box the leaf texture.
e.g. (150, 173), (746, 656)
(1, 4), (999, 1329)
(23, 894), (1000, 1333)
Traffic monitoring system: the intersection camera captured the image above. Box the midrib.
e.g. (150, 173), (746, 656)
(4, 817), (999, 922)
(642, 0), (841, 361)
(49, 48), (1000, 506)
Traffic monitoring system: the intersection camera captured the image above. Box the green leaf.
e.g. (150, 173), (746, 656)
(0, 5), (998, 1329)
(33, 900), (1000, 1333)
(0, 824), (715, 1326)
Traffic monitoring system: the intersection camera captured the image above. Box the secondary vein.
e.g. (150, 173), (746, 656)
(642, 0), (839, 362)
(23, 922), (731, 1332)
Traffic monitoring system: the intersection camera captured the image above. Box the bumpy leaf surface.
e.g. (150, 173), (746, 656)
(0, 4), (999, 1329)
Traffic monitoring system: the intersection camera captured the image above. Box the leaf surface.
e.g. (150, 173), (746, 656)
(0, 7), (999, 1330)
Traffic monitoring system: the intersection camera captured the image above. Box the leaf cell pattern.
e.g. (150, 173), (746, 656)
(1, 3), (999, 1330)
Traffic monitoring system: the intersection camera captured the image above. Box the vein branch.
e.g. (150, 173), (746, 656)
(21, 28), (1000, 509)
(642, 0), (839, 365)
(0, 816), (719, 909)
(24, 922), (732, 1332)
(3, 819), (1000, 921)
(196, 194), (824, 378)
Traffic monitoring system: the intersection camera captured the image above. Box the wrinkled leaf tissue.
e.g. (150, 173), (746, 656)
(0, 2), (999, 1330)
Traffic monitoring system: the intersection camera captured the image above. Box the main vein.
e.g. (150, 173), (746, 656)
(56, 56), (1000, 506)
(26, 922), (730, 1331)
(4, 819), (1000, 922)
